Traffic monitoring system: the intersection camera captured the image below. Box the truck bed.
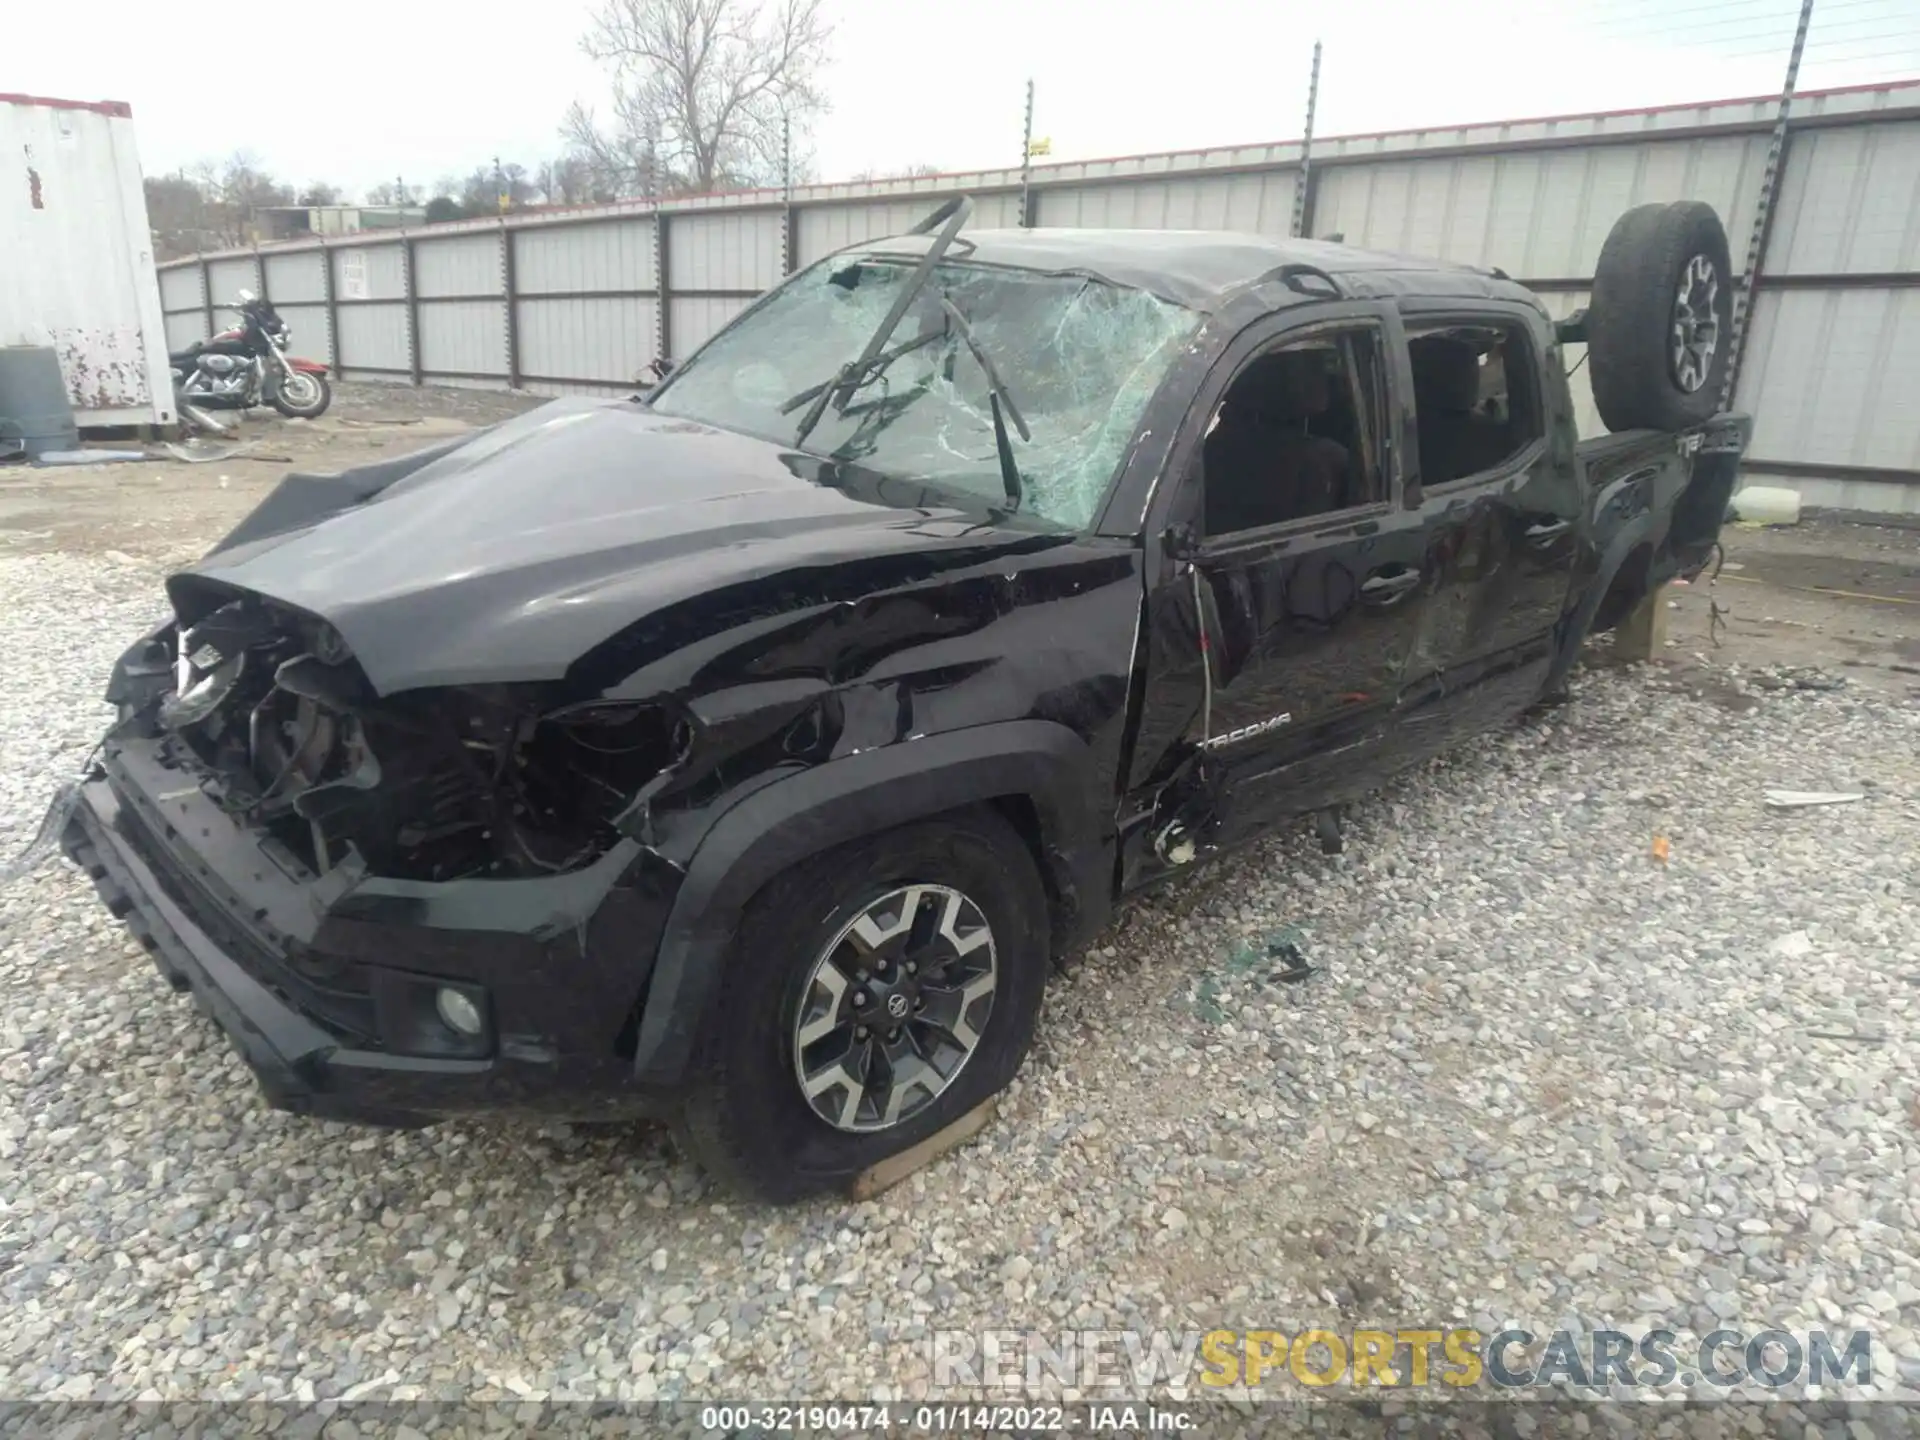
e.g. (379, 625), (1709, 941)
(1575, 412), (1752, 629)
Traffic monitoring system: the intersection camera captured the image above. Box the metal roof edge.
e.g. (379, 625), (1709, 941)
(154, 76), (1920, 270)
(1, 92), (133, 118)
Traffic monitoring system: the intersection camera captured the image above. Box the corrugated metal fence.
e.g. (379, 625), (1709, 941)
(157, 79), (1920, 513)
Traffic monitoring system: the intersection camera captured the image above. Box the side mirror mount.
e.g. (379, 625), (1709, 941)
(1163, 520), (1198, 561)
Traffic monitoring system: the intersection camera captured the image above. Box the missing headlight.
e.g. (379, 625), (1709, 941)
(142, 592), (690, 884)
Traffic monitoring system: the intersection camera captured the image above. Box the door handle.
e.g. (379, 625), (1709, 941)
(1360, 567), (1421, 605)
(1524, 519), (1572, 544)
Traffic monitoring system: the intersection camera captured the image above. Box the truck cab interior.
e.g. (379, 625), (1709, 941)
(1200, 334), (1383, 536)
(1406, 323), (1542, 486)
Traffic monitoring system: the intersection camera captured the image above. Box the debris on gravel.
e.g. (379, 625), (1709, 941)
(2, 547), (1916, 1409)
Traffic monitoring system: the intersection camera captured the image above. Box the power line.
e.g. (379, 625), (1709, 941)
(1593, 29), (1920, 53)
(1579, 7), (1910, 40)
(1576, 0), (1814, 27)
(1568, 13), (1920, 52)
(1717, 42), (1918, 59)
(1576, 11), (1900, 39)
(1577, 0), (1896, 24)
(1679, 26), (1920, 50)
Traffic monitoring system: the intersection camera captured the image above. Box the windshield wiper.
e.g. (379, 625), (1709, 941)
(782, 327), (944, 444)
(939, 297), (1031, 511)
(787, 196), (975, 449)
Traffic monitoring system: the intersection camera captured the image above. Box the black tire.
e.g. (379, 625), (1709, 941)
(1587, 201), (1734, 433)
(679, 807), (1049, 1202)
(270, 370), (332, 419)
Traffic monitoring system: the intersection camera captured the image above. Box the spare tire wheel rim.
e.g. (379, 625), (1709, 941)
(1670, 253), (1721, 393)
(790, 883), (998, 1133)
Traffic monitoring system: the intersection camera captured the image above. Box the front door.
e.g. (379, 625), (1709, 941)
(1123, 304), (1437, 879)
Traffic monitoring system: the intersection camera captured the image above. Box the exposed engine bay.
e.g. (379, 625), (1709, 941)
(127, 592), (686, 883)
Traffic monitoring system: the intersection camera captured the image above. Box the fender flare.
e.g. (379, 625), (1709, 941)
(629, 719), (1111, 1083)
(1543, 506), (1658, 694)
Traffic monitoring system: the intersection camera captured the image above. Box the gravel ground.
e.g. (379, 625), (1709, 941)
(2, 539), (1919, 1416)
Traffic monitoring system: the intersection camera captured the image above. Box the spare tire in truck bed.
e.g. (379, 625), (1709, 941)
(1587, 201), (1735, 433)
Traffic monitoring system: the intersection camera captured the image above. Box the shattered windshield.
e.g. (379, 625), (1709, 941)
(648, 256), (1199, 530)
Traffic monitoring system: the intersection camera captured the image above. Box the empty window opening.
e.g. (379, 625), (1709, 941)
(1407, 322), (1544, 487)
(1201, 328), (1385, 537)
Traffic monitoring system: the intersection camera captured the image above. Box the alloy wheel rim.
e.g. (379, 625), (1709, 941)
(283, 373), (320, 407)
(790, 884), (997, 1133)
(1670, 254), (1721, 394)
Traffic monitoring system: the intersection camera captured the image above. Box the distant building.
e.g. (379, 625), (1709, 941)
(254, 204), (427, 241)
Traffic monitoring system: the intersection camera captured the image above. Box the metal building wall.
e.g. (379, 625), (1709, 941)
(330, 241), (410, 379)
(1311, 133), (1770, 280)
(203, 255), (259, 334)
(512, 216), (659, 393)
(157, 266), (205, 354)
(1040, 170), (1300, 233)
(794, 192), (1022, 265)
(1727, 115), (1920, 512)
(261, 251), (332, 368)
(153, 80), (1920, 511)
(663, 210), (780, 364)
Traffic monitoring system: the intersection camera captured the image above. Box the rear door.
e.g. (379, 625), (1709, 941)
(1394, 302), (1583, 745)
(1123, 302), (1436, 869)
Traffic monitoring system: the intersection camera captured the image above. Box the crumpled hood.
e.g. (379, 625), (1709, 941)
(175, 398), (1037, 696)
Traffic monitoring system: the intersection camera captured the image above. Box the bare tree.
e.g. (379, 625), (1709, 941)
(217, 152), (294, 213)
(143, 173), (217, 259)
(365, 179), (422, 206)
(143, 154), (295, 253)
(536, 155), (596, 205)
(565, 0), (831, 197)
(457, 163), (537, 214)
(298, 181), (345, 206)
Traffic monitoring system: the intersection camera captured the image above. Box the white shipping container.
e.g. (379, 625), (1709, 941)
(0, 93), (174, 427)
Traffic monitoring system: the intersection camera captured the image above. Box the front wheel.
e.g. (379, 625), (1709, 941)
(270, 369), (331, 419)
(679, 807), (1050, 1202)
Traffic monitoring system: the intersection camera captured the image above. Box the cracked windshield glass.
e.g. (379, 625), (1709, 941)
(648, 256), (1198, 529)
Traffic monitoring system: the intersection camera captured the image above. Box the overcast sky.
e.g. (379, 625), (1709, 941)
(18, 0), (1917, 197)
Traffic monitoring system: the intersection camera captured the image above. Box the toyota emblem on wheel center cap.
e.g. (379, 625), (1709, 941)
(885, 993), (910, 1019)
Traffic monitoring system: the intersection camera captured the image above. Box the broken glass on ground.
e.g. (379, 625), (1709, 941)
(1187, 924), (1318, 1023)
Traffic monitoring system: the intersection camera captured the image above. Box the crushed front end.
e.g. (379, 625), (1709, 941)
(61, 586), (692, 1126)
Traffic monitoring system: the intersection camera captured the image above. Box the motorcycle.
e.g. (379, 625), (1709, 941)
(170, 291), (332, 434)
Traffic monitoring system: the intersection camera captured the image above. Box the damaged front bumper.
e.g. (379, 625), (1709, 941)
(61, 726), (687, 1128)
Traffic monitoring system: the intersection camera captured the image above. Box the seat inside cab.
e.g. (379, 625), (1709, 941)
(1201, 335), (1378, 536)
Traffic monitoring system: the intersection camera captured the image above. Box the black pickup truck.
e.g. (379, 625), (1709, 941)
(59, 197), (1748, 1199)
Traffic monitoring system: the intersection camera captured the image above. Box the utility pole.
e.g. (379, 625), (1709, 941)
(1723, 0), (1814, 407)
(781, 112), (797, 275)
(1291, 41), (1323, 239)
(494, 154), (507, 213)
(1019, 79), (1036, 229)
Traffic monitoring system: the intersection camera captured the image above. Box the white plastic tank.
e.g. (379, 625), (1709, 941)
(1731, 485), (1802, 526)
